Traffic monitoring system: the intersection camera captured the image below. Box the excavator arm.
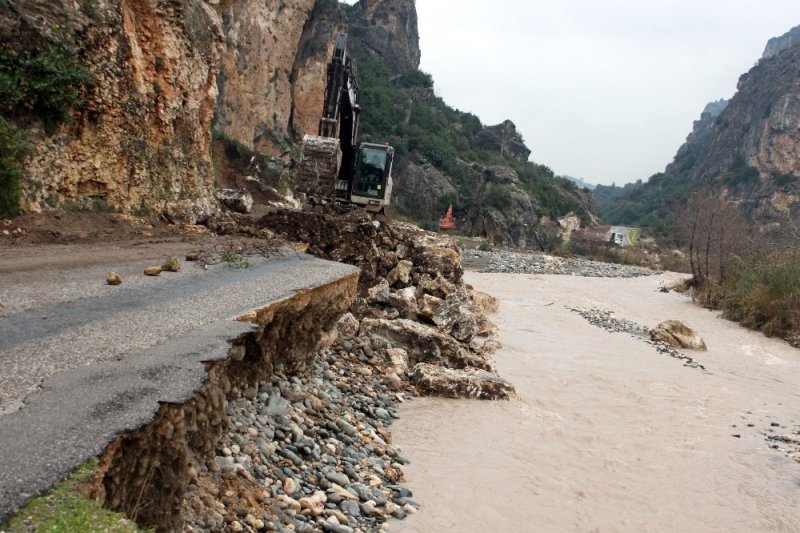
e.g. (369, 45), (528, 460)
(295, 33), (393, 215)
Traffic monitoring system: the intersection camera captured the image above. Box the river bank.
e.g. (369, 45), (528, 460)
(392, 270), (800, 532)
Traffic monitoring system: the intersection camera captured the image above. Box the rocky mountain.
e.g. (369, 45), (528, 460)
(2, 0), (593, 246)
(763, 24), (800, 59)
(597, 29), (800, 228)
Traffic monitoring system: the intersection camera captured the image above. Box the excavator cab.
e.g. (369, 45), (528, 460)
(350, 143), (393, 211)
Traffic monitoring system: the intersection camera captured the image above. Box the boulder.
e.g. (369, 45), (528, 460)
(215, 188), (254, 214)
(143, 266), (162, 276)
(387, 287), (417, 319)
(410, 363), (516, 400)
(475, 314), (497, 337)
(386, 259), (413, 287)
(432, 292), (478, 342)
(410, 243), (462, 283)
(161, 257), (180, 272)
(359, 318), (495, 371)
(367, 279), (390, 304)
(470, 289), (499, 315)
(650, 320), (707, 351)
(349, 298), (387, 320)
(416, 294), (443, 322)
(416, 273), (456, 300)
(385, 347), (409, 376)
(106, 272), (122, 285)
(336, 313), (360, 338)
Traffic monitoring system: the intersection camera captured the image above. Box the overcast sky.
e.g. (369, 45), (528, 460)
(347, 1), (800, 185)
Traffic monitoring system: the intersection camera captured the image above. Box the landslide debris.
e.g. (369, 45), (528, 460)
(257, 208), (514, 400)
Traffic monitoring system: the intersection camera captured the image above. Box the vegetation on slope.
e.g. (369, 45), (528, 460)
(671, 187), (800, 345)
(351, 49), (592, 227)
(0, 40), (91, 217)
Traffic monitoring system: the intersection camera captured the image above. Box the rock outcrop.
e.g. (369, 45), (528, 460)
(601, 28), (800, 226)
(763, 24), (800, 59)
(345, 0), (421, 75)
(3, 0), (224, 222)
(473, 120), (531, 162)
(214, 0), (318, 154)
(462, 166), (543, 248)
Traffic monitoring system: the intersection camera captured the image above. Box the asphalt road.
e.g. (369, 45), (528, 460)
(0, 252), (359, 523)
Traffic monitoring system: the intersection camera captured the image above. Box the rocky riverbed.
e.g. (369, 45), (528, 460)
(462, 249), (660, 277)
(568, 307), (706, 369)
(183, 336), (417, 532)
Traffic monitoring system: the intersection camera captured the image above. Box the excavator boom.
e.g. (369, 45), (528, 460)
(295, 33), (393, 214)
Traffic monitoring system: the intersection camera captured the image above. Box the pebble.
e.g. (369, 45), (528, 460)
(569, 306), (705, 370)
(183, 342), (415, 532)
(464, 249), (660, 278)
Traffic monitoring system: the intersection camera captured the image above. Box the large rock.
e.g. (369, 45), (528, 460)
(336, 313), (360, 337)
(387, 287), (417, 320)
(215, 189), (254, 214)
(359, 318), (494, 371)
(469, 289), (499, 315)
(416, 274), (456, 300)
(410, 363), (516, 400)
(416, 294), (443, 322)
(386, 260), (413, 287)
(650, 320), (707, 351)
(367, 279), (391, 304)
(432, 292), (477, 343)
(472, 120), (531, 162)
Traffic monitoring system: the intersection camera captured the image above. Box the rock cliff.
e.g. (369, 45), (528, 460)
(762, 24), (800, 59)
(3, 0), (421, 219)
(472, 120), (532, 162)
(2, 0), (224, 222)
(598, 29), (800, 226)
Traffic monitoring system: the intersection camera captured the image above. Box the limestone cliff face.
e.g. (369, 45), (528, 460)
(763, 25), (800, 59)
(671, 39), (800, 219)
(3, 0), (224, 222)
(212, 0), (419, 152)
(347, 0), (420, 74)
(213, 0), (317, 154)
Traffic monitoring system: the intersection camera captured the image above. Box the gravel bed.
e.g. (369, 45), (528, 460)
(568, 307), (705, 369)
(463, 249), (660, 278)
(183, 337), (416, 532)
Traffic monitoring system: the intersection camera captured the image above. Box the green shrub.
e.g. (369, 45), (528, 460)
(717, 255), (800, 338)
(0, 42), (92, 124)
(0, 116), (30, 217)
(221, 251), (250, 269)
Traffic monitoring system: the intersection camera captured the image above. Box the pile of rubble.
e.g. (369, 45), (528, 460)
(175, 210), (517, 532)
(258, 209), (515, 400)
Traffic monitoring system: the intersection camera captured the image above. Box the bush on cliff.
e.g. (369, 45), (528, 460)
(0, 41), (91, 217)
(0, 116), (30, 217)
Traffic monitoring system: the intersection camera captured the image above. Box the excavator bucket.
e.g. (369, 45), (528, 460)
(295, 134), (342, 203)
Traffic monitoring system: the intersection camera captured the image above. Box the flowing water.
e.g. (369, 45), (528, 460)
(392, 272), (800, 532)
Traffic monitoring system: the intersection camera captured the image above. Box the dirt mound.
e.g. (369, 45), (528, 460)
(0, 212), (182, 246)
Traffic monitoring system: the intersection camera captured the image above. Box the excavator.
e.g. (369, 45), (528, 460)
(295, 33), (394, 216)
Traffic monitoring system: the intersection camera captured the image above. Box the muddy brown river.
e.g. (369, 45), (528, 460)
(393, 272), (800, 532)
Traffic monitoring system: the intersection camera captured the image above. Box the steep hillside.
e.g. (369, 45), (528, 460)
(1, 0), (593, 248)
(339, 3), (593, 247)
(596, 27), (800, 230)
